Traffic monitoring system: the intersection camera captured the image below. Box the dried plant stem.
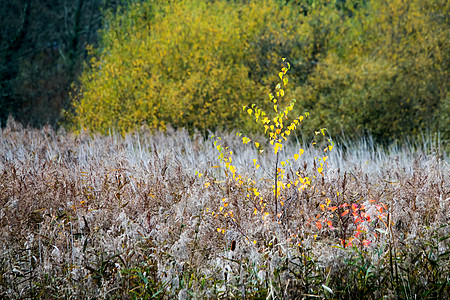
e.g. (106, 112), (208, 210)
(274, 152), (279, 220)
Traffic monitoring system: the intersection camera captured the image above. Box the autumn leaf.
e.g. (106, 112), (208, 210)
(274, 143), (282, 154)
(316, 221), (322, 230)
(328, 206), (338, 211)
(327, 220), (333, 229)
(229, 165), (236, 174)
(362, 240), (371, 247)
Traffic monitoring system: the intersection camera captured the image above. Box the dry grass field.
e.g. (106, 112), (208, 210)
(0, 120), (448, 299)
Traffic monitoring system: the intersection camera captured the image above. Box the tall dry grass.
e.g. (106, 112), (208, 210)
(0, 119), (448, 299)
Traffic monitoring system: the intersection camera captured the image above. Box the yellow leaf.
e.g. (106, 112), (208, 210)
(204, 182), (210, 188)
(274, 105), (277, 112)
(294, 154), (299, 161)
(274, 143), (283, 154)
(247, 109), (253, 115)
(242, 137), (251, 144)
(299, 149), (304, 156)
(254, 142), (259, 148)
(229, 165), (236, 174)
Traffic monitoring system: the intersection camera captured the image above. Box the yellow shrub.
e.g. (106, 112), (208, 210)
(71, 0), (310, 135)
(70, 0), (448, 145)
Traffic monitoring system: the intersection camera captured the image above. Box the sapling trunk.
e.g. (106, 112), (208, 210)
(275, 152), (279, 220)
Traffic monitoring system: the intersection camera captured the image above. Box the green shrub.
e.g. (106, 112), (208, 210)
(293, 0), (449, 143)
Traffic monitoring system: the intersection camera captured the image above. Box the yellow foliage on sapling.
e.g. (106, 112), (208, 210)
(207, 59), (334, 247)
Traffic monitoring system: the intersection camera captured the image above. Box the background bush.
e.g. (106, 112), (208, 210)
(70, 0), (306, 135)
(70, 0), (448, 145)
(293, 0), (449, 143)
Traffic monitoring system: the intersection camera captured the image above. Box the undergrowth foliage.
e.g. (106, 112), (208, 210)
(0, 119), (448, 298)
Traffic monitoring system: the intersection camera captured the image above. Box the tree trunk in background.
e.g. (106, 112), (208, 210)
(0, 0), (127, 128)
(0, 3), (31, 125)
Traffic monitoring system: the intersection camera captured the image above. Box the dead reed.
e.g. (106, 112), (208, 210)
(0, 120), (448, 299)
